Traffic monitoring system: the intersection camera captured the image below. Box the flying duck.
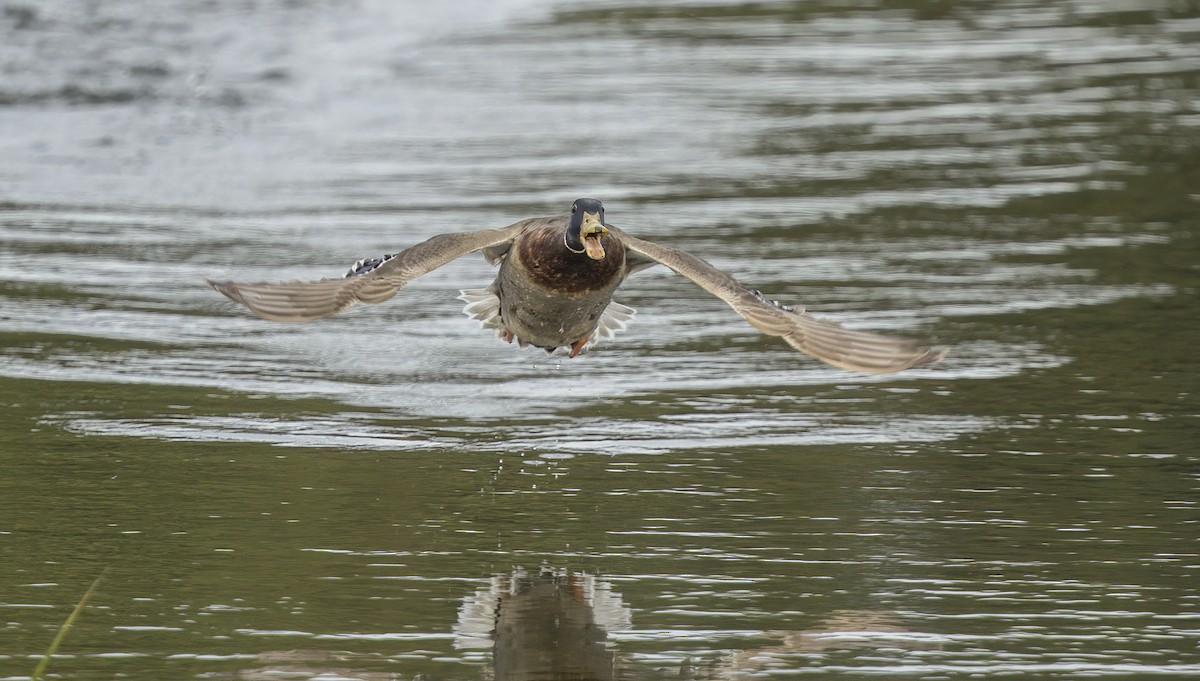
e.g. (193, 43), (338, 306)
(207, 198), (946, 373)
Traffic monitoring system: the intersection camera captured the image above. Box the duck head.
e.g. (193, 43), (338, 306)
(565, 198), (609, 260)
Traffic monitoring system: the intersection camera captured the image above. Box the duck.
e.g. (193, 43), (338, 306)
(207, 198), (946, 374)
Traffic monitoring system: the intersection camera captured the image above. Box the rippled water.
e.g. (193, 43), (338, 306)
(2, 0), (1198, 679)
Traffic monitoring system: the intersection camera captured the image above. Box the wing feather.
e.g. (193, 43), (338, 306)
(207, 220), (535, 322)
(614, 228), (946, 374)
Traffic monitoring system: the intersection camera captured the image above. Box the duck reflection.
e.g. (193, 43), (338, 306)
(721, 609), (942, 675)
(455, 574), (935, 680)
(224, 571), (934, 680)
(454, 566), (632, 680)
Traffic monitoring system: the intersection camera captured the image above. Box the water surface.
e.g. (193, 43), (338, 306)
(1, 0), (1198, 679)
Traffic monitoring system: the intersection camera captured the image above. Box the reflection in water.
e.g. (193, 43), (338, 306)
(720, 610), (941, 677)
(223, 651), (401, 681)
(456, 567), (631, 680)
(216, 572), (936, 680)
(451, 570), (938, 680)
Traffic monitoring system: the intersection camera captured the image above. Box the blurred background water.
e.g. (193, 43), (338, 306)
(1, 0), (1198, 679)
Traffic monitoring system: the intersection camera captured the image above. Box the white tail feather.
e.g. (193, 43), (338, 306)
(457, 288), (506, 339)
(580, 300), (637, 353)
(593, 301), (636, 342)
(458, 289), (636, 353)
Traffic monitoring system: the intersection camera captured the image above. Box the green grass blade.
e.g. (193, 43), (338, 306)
(31, 567), (109, 681)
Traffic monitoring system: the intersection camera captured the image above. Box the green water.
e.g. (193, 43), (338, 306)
(2, 0), (1199, 679)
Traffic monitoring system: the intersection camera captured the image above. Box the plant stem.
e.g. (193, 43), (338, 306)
(32, 567), (109, 681)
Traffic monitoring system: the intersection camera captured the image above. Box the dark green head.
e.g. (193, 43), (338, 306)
(565, 198), (609, 260)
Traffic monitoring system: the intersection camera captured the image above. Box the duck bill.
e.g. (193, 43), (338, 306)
(583, 236), (605, 260)
(581, 212), (608, 260)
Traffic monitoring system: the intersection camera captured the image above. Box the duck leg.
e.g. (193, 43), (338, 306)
(502, 329), (514, 343)
(568, 336), (589, 358)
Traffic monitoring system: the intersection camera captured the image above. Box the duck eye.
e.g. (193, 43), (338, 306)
(571, 205), (577, 213)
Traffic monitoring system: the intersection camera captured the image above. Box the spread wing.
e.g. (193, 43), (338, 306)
(614, 228), (946, 374)
(207, 220), (533, 322)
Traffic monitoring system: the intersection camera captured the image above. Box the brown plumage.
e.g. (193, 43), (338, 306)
(515, 223), (626, 294)
(207, 198), (947, 373)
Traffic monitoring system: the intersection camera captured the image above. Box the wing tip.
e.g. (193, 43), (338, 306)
(907, 343), (949, 370)
(859, 343), (948, 374)
(203, 276), (337, 322)
(205, 277), (246, 305)
(782, 330), (950, 374)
